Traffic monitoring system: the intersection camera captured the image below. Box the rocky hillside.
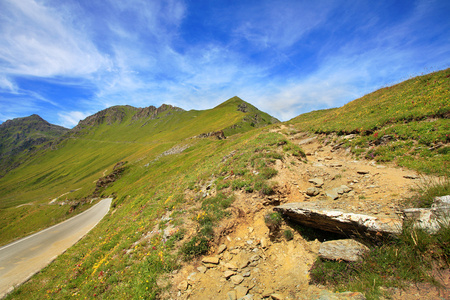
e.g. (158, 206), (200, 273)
(74, 104), (185, 129)
(168, 125), (448, 300)
(1, 75), (448, 300)
(0, 114), (68, 177)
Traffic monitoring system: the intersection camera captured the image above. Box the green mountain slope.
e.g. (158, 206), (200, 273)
(2, 70), (449, 299)
(0, 114), (68, 177)
(0, 97), (278, 244)
(289, 67), (450, 174)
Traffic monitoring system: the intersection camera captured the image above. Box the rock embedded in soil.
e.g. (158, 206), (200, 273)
(236, 285), (248, 298)
(227, 290), (237, 300)
(403, 174), (419, 179)
(306, 187), (320, 196)
(319, 239), (369, 262)
(225, 262), (238, 270)
(218, 244), (227, 254)
(178, 280), (189, 291)
(326, 190), (339, 200)
(274, 201), (402, 239)
(202, 256), (219, 264)
(224, 270), (237, 279)
(357, 170), (369, 175)
(318, 290), (366, 299)
(309, 178), (324, 187)
(230, 274), (244, 285)
(197, 266), (207, 273)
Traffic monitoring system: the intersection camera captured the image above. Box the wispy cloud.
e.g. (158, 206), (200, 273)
(57, 111), (92, 128)
(0, 0), (448, 127)
(0, 0), (110, 78)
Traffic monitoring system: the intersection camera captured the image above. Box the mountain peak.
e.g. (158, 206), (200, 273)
(0, 114), (69, 176)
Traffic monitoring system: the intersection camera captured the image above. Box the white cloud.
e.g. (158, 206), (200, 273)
(232, 1), (335, 49)
(57, 111), (92, 128)
(0, 0), (110, 78)
(0, 76), (17, 92)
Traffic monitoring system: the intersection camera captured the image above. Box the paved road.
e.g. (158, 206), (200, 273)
(0, 198), (112, 298)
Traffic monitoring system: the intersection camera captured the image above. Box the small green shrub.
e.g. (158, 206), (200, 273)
(283, 229), (294, 241)
(264, 212), (283, 229)
(260, 167), (278, 179)
(259, 182), (275, 195)
(180, 235), (209, 260)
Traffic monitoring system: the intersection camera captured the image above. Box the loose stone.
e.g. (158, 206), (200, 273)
(230, 274), (244, 285)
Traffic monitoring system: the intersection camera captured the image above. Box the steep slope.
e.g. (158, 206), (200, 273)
(0, 97), (277, 244)
(0, 115), (68, 177)
(289, 67), (450, 175)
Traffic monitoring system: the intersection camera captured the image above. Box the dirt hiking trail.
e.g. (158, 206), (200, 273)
(167, 126), (448, 300)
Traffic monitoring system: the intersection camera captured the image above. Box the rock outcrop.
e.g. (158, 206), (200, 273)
(402, 195), (450, 233)
(274, 201), (402, 239)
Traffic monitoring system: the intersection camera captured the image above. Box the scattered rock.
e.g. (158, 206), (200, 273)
(306, 187), (320, 196)
(236, 285), (248, 298)
(403, 174), (419, 179)
(309, 178), (324, 187)
(271, 293), (284, 300)
(238, 259), (249, 269)
(357, 170), (369, 175)
(330, 163), (343, 168)
(317, 290), (366, 299)
(225, 262), (238, 270)
(224, 270), (237, 279)
(187, 272), (198, 284)
(218, 244), (227, 254)
(177, 280), (189, 291)
(274, 202), (401, 239)
(319, 239), (370, 262)
(197, 266), (207, 273)
(298, 137), (316, 145)
(202, 256), (220, 264)
(230, 274), (244, 285)
(227, 290), (237, 300)
(260, 237), (268, 249)
(326, 190), (339, 200)
(250, 254), (261, 262)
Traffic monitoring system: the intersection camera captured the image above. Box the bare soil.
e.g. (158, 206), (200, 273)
(166, 126), (448, 300)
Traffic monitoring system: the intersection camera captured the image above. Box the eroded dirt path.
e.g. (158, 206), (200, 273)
(167, 127), (443, 300)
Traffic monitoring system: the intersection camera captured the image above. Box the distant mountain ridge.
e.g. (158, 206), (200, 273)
(74, 104), (185, 129)
(0, 114), (69, 177)
(0, 97), (278, 177)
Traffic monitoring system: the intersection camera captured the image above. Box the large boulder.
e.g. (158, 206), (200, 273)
(402, 195), (450, 234)
(274, 202), (401, 239)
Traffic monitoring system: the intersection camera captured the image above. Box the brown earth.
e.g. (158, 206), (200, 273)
(166, 125), (448, 300)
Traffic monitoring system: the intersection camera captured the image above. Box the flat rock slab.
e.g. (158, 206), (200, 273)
(319, 239), (369, 262)
(202, 257), (219, 264)
(274, 202), (401, 239)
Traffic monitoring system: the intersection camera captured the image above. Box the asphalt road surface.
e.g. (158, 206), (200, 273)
(0, 198), (112, 298)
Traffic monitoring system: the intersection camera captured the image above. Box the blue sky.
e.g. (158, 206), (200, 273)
(0, 0), (449, 128)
